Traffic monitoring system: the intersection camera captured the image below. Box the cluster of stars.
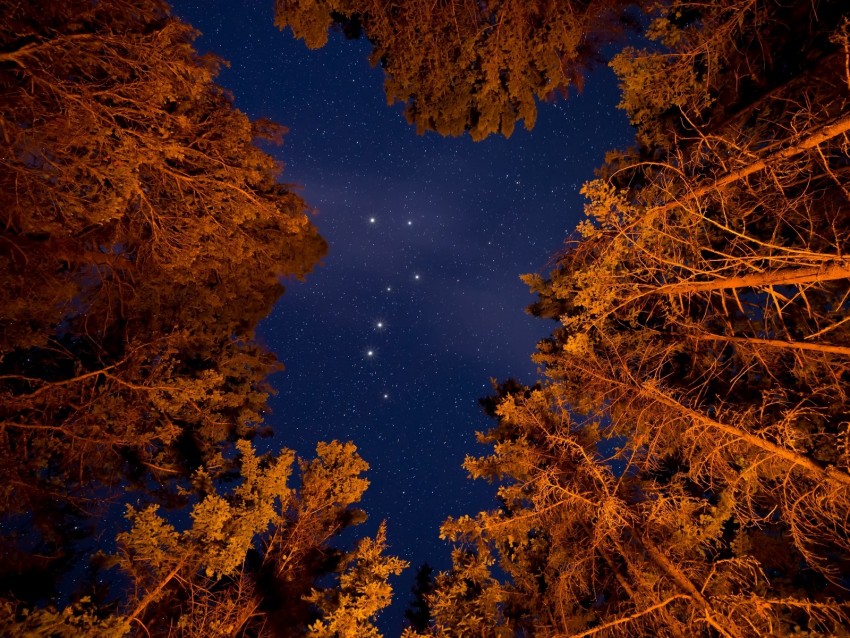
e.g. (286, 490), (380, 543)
(165, 0), (636, 632)
(364, 217), (421, 367)
(366, 321), (391, 401)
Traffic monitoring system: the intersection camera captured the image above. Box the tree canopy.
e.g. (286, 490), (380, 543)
(275, 0), (640, 140)
(0, 1), (405, 635)
(4, 0), (850, 635)
(412, 0), (850, 635)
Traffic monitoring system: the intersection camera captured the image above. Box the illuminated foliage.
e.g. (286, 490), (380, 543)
(422, 1), (850, 635)
(419, 386), (849, 636)
(2, 441), (406, 637)
(306, 522), (409, 637)
(0, 0), (406, 634)
(275, 0), (640, 140)
(0, 0), (326, 513)
(5, 0), (850, 635)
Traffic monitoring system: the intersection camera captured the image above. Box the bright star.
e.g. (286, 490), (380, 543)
(383, 393), (389, 399)
(366, 350), (374, 357)
(376, 321), (384, 329)
(407, 220), (412, 226)
(369, 217), (376, 223)
(386, 286), (392, 292)
(414, 274), (420, 280)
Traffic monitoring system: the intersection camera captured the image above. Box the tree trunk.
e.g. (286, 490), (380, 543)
(650, 114), (850, 214)
(640, 383), (850, 487)
(126, 556), (189, 624)
(639, 537), (741, 638)
(645, 260), (850, 296)
(688, 332), (850, 357)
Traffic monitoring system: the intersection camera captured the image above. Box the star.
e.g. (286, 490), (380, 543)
(414, 274), (420, 280)
(383, 393), (389, 399)
(407, 220), (412, 226)
(369, 217), (376, 223)
(376, 321), (384, 329)
(366, 350), (374, 357)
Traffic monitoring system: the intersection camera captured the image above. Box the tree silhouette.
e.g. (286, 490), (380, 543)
(404, 564), (435, 632)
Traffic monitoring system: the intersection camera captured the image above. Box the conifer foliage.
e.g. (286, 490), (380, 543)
(4, 0), (850, 635)
(275, 0), (638, 140)
(414, 0), (850, 635)
(0, 1), (404, 635)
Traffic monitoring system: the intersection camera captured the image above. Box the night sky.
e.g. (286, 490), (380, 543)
(170, 1), (634, 629)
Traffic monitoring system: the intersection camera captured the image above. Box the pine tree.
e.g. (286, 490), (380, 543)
(274, 0), (640, 140)
(0, 0), (325, 541)
(424, 1), (850, 634)
(0, 0), (328, 524)
(0, 1), (412, 633)
(420, 385), (849, 636)
(1, 441), (407, 637)
(528, 0), (850, 582)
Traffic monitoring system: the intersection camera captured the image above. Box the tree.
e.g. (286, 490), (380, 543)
(421, 0), (850, 634)
(415, 385), (849, 636)
(0, 0), (324, 518)
(274, 0), (640, 140)
(0, 1), (422, 632)
(525, 0), (850, 580)
(1, 441), (407, 637)
(403, 564), (435, 632)
(305, 522), (408, 637)
(0, 0), (325, 535)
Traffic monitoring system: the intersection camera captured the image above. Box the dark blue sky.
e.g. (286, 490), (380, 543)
(170, 1), (634, 630)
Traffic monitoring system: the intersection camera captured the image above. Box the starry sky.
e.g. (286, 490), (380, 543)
(170, 1), (634, 629)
